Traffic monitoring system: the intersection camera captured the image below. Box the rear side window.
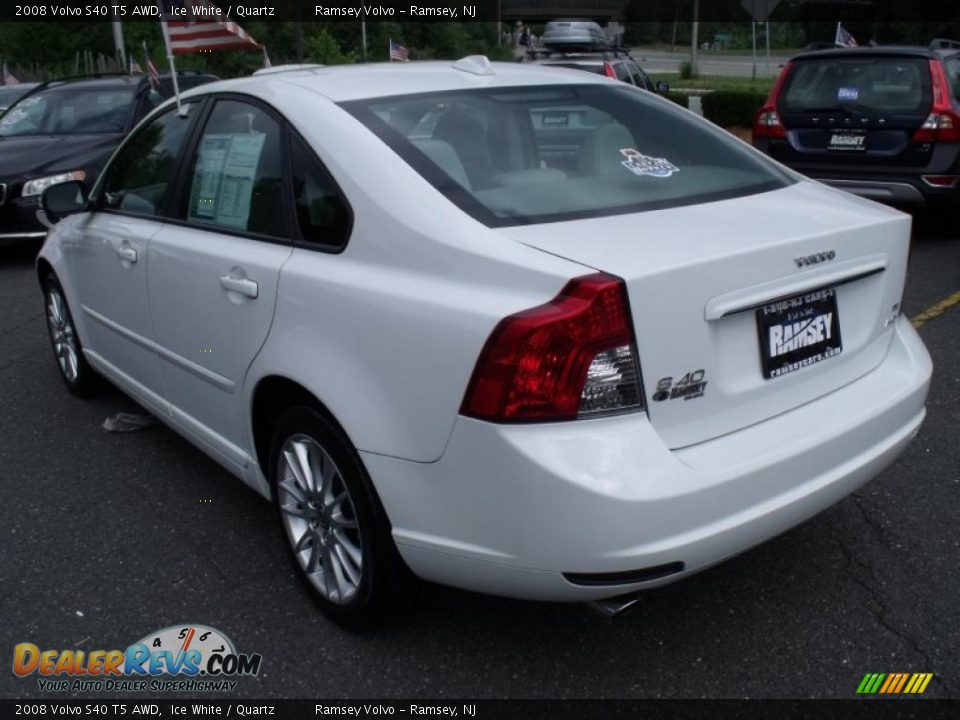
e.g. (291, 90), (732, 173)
(781, 57), (932, 114)
(289, 132), (351, 249)
(343, 85), (790, 227)
(947, 58), (960, 100)
(184, 100), (286, 238)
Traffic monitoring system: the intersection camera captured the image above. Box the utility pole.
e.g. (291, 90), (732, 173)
(111, 16), (125, 69)
(690, 0), (700, 76)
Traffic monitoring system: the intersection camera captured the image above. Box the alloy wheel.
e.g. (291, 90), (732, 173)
(277, 434), (364, 605)
(46, 286), (79, 383)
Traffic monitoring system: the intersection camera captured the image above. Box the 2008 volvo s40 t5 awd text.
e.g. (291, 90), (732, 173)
(35, 57), (932, 627)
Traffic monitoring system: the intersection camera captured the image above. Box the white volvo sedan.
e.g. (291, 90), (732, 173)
(36, 57), (932, 627)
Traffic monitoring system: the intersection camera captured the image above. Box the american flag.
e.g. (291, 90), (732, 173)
(389, 39), (409, 62)
(162, 0), (262, 55)
(2, 62), (19, 86)
(143, 41), (161, 91)
(129, 56), (143, 74)
(835, 23), (858, 48)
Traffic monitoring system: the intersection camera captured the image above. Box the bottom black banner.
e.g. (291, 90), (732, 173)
(3, 699), (960, 720)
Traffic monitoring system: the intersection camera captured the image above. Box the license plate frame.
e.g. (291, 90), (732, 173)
(757, 288), (843, 380)
(827, 130), (867, 152)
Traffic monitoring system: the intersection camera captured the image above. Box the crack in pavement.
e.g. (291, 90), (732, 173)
(0, 309), (43, 337)
(838, 502), (950, 695)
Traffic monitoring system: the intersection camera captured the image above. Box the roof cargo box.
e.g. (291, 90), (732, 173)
(541, 20), (609, 51)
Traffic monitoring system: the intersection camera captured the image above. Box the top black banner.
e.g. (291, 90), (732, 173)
(2, 0), (960, 23)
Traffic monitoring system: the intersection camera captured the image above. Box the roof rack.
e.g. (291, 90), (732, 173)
(526, 45), (635, 62)
(930, 38), (960, 49)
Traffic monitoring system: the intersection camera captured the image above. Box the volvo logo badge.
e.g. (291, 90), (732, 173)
(794, 250), (836, 268)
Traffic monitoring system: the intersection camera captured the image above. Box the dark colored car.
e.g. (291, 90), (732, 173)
(753, 44), (960, 212)
(0, 83), (39, 113)
(0, 72), (217, 241)
(533, 51), (668, 92)
(527, 20), (667, 93)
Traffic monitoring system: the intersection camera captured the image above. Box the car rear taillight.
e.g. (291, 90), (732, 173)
(602, 61), (617, 80)
(753, 109), (787, 139)
(461, 274), (644, 423)
(912, 60), (960, 143)
(921, 175), (959, 188)
(753, 61), (794, 141)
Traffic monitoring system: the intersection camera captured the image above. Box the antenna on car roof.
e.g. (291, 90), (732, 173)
(453, 55), (495, 77)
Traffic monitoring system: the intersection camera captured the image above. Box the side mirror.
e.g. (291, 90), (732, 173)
(41, 180), (88, 221)
(656, 80), (670, 93)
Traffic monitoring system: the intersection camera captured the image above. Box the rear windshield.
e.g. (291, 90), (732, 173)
(342, 85), (790, 227)
(0, 86), (134, 136)
(780, 57), (932, 114)
(543, 62), (605, 75)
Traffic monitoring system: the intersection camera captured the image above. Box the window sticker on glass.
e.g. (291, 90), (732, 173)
(189, 133), (266, 229)
(837, 86), (859, 102)
(619, 148), (679, 178)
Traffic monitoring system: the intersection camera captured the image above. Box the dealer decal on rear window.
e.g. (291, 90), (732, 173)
(619, 148), (679, 178)
(837, 87), (860, 102)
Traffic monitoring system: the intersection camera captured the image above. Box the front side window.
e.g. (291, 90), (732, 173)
(628, 62), (651, 90)
(0, 87), (134, 136)
(99, 103), (197, 217)
(343, 85), (790, 227)
(184, 100), (285, 237)
(613, 63), (633, 84)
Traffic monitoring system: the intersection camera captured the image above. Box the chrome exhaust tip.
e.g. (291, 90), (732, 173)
(587, 592), (643, 618)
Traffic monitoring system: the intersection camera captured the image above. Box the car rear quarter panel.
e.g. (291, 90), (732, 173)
(245, 82), (591, 463)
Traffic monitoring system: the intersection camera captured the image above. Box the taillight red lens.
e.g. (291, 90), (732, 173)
(461, 274), (642, 423)
(753, 61), (793, 141)
(921, 175), (959, 188)
(913, 60), (960, 143)
(753, 108), (787, 139)
(603, 61), (617, 79)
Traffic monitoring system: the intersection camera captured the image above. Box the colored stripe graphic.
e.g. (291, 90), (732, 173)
(893, 673), (909, 693)
(857, 672), (932, 694)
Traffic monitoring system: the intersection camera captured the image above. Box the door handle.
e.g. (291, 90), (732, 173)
(114, 245), (137, 263)
(219, 274), (258, 299)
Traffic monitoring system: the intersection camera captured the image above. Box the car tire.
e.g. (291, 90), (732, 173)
(269, 406), (415, 629)
(42, 274), (101, 397)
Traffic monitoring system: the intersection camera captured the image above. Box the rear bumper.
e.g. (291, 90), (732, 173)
(363, 316), (931, 601)
(818, 178), (929, 204)
(754, 140), (960, 206)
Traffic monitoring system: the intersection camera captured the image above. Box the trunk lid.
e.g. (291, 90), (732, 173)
(501, 181), (911, 449)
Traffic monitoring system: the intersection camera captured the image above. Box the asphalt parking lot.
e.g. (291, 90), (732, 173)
(1, 221), (958, 700)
